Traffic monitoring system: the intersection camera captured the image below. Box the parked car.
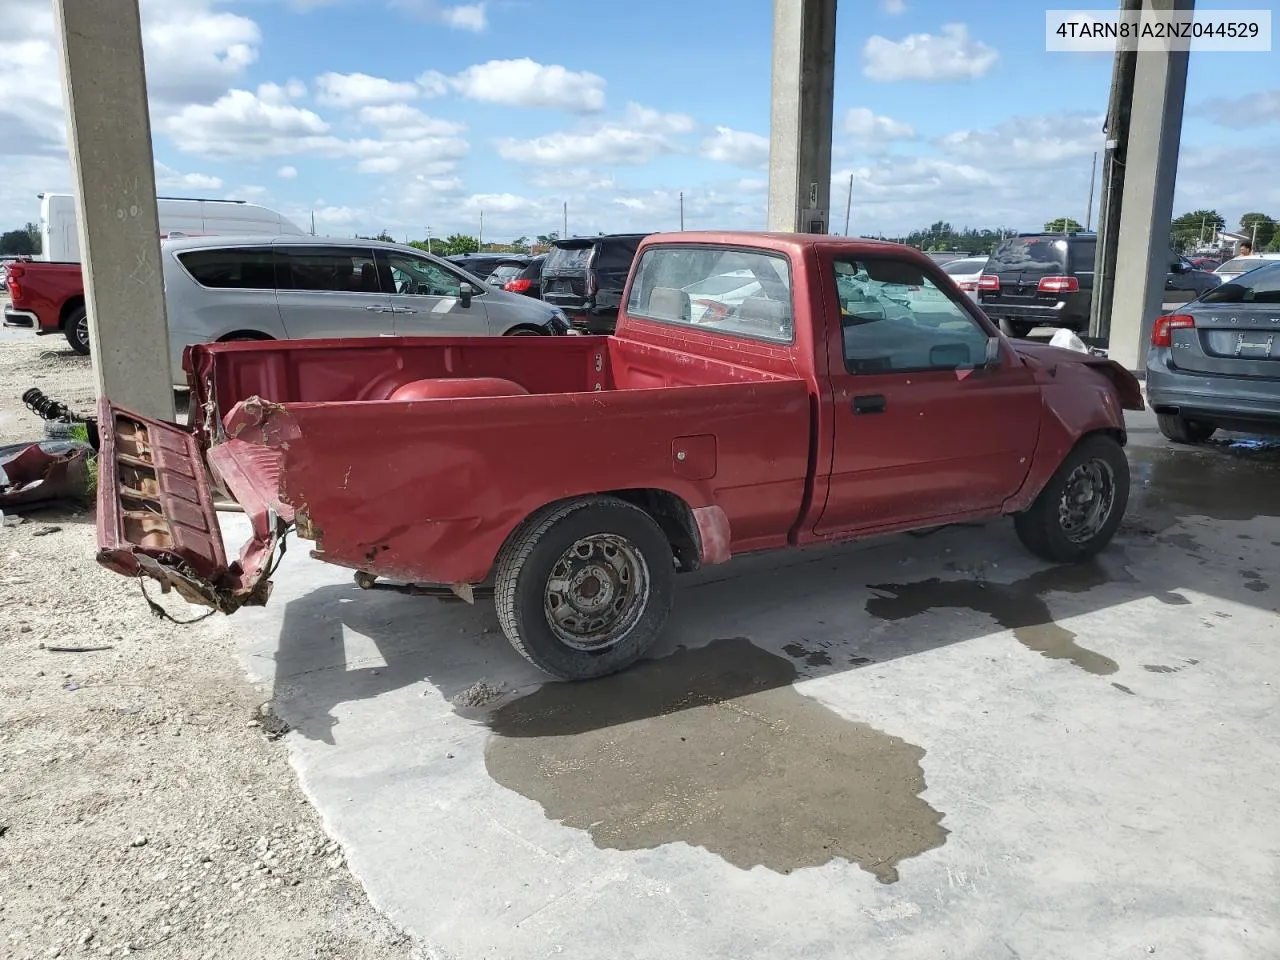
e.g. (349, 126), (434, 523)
(159, 236), (568, 384)
(1190, 257), (1222, 271)
(939, 255), (988, 303)
(447, 253), (528, 282)
(541, 234), (650, 333)
(2, 199), (308, 355)
(97, 230), (1143, 681)
(1213, 253), (1280, 283)
(1148, 258), (1280, 442)
(979, 232), (1218, 338)
(501, 255), (545, 298)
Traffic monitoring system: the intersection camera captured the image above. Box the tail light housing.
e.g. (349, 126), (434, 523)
(978, 274), (999, 291)
(504, 278), (532, 293)
(6, 261), (24, 301)
(585, 273), (597, 298)
(958, 281), (977, 292)
(1151, 313), (1194, 347)
(1037, 276), (1079, 294)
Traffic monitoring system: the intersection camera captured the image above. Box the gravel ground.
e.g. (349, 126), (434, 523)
(0, 333), (418, 960)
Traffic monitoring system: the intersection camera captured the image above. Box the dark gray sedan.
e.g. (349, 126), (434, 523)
(1147, 260), (1280, 442)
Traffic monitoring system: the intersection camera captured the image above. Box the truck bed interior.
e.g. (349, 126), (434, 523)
(190, 334), (795, 429)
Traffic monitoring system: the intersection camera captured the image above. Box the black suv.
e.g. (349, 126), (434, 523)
(447, 253), (528, 282)
(980, 232), (1221, 338)
(541, 233), (650, 334)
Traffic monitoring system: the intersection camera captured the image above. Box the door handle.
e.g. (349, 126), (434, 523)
(853, 394), (886, 414)
(365, 304), (387, 312)
(395, 307), (417, 315)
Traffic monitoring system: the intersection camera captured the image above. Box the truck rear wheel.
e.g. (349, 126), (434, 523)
(494, 497), (674, 680)
(64, 306), (90, 355)
(1014, 434), (1130, 563)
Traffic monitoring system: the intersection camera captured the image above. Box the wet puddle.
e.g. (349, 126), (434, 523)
(1127, 441), (1280, 527)
(867, 562), (1126, 676)
(484, 637), (947, 883)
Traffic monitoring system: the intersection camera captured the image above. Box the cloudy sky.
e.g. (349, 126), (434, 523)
(0, 0), (1275, 242)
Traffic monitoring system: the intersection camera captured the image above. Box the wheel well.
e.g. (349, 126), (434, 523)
(502, 324), (547, 336)
(217, 330), (274, 342)
(1080, 426), (1127, 448)
(498, 489), (702, 577)
(605, 488), (701, 572)
(59, 296), (85, 329)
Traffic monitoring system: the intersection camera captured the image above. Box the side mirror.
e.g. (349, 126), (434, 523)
(1170, 261), (1186, 274)
(985, 336), (1002, 366)
(458, 282), (474, 308)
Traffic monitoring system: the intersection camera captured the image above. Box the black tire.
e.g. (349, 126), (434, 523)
(64, 306), (90, 355)
(503, 326), (545, 336)
(494, 496), (674, 680)
(1156, 412), (1216, 444)
(999, 318), (1035, 339)
(1014, 434), (1130, 564)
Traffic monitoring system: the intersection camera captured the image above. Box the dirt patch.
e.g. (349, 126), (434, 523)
(484, 637), (947, 884)
(0, 338), (415, 959)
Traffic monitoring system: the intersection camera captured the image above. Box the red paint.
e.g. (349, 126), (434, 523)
(3, 260), (82, 334)
(98, 231), (1143, 609)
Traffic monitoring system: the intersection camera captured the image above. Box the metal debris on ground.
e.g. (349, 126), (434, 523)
(0, 439), (94, 512)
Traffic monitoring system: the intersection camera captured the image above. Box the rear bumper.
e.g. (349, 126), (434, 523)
(1146, 353), (1280, 423)
(978, 301), (1084, 329)
(3, 305), (39, 330)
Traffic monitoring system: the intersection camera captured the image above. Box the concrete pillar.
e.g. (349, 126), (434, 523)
(767, 0), (836, 234)
(52, 0), (174, 419)
(1105, 0), (1193, 372)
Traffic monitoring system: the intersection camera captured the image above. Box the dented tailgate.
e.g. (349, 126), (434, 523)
(95, 398), (278, 613)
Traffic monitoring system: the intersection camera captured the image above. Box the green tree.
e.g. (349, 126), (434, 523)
(441, 233), (479, 256)
(23, 221), (40, 255)
(1239, 212), (1276, 249)
(1169, 209), (1224, 252)
(511, 235), (530, 253)
(1044, 217), (1084, 233)
(0, 229), (36, 255)
(535, 232), (559, 246)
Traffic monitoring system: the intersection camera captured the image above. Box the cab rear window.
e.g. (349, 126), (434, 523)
(625, 245), (794, 344)
(987, 237), (1068, 275)
(544, 246), (592, 271)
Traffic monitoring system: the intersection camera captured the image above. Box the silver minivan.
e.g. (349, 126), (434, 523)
(162, 235), (571, 383)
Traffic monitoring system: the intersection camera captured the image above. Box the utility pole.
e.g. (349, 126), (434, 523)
(1085, 151), (1098, 231)
(53, 0), (173, 419)
(562, 201), (568, 240)
(843, 172), (853, 236)
(1089, 0), (1142, 343)
(310, 210), (316, 236)
(1251, 220), (1259, 249)
(478, 210), (484, 249)
(679, 192), (685, 231)
(426, 226), (432, 254)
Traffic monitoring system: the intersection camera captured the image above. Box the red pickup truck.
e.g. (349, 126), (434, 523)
(2, 259), (91, 354)
(95, 231), (1143, 680)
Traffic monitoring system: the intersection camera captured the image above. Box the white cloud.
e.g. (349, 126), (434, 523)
(843, 107), (915, 142)
(525, 168), (617, 192)
(277, 165), (298, 179)
(1193, 88), (1280, 128)
(441, 3), (486, 31)
(427, 58), (607, 113)
(154, 161), (223, 190)
(387, 0), (488, 30)
(357, 103), (464, 138)
(315, 71), (420, 107)
(497, 103), (694, 166)
(863, 24), (998, 82)
(699, 127), (770, 168)
(882, 0), (907, 12)
(162, 85), (330, 157)
(937, 113), (1102, 168)
(140, 0), (261, 105)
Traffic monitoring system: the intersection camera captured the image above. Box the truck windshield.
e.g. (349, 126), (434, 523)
(626, 246), (794, 343)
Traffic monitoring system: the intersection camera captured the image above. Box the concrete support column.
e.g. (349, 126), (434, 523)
(767, 0), (836, 234)
(52, 0), (174, 419)
(1106, 0), (1193, 372)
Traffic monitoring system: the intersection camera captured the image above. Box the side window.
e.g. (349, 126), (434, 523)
(377, 250), (463, 297)
(278, 247), (380, 293)
(177, 248), (277, 289)
(626, 246), (794, 343)
(835, 257), (991, 374)
(597, 239), (640, 270)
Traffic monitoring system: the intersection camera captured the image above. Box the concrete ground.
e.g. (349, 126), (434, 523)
(218, 407), (1280, 960)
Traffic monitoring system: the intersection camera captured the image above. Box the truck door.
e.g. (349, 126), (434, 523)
(814, 253), (1041, 536)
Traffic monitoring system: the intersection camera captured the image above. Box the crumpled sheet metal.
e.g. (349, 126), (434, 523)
(0, 440), (93, 511)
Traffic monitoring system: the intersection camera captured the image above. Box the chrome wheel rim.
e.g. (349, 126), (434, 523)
(1058, 458), (1116, 544)
(76, 316), (89, 348)
(543, 534), (649, 651)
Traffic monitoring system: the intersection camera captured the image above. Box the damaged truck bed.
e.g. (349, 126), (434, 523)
(97, 230), (1142, 680)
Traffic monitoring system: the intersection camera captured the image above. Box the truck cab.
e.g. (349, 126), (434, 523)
(95, 232), (1143, 681)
